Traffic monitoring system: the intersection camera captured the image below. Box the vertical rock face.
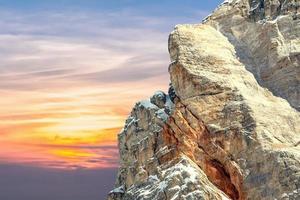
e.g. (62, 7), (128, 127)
(108, 1), (300, 200)
(205, 0), (300, 111)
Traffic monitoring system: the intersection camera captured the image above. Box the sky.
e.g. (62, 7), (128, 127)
(0, 0), (222, 199)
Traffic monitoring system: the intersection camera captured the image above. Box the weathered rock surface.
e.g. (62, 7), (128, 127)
(108, 1), (300, 200)
(205, 0), (300, 111)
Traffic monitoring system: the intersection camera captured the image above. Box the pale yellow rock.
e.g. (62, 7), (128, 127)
(205, 0), (300, 111)
(169, 23), (300, 200)
(108, 96), (232, 200)
(108, 1), (300, 200)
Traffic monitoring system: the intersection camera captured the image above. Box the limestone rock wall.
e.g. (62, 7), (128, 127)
(168, 24), (300, 200)
(205, 0), (300, 111)
(108, 92), (231, 200)
(108, 1), (300, 200)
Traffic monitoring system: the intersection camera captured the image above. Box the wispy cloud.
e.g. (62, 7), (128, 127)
(0, 6), (211, 169)
(0, 6), (211, 90)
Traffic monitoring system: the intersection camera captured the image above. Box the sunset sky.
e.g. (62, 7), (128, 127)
(0, 0), (222, 199)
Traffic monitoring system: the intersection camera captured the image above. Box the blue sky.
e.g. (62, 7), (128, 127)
(0, 0), (220, 12)
(0, 1), (223, 199)
(0, 0), (222, 88)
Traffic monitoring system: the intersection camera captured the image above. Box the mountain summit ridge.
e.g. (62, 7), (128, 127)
(108, 0), (300, 199)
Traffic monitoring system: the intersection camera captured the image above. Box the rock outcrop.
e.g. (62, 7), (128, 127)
(108, 0), (300, 200)
(205, 0), (300, 111)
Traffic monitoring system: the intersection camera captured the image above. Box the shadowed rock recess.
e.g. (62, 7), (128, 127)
(108, 0), (300, 199)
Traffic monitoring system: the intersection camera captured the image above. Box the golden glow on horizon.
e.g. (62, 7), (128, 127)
(51, 149), (94, 160)
(0, 6), (173, 170)
(0, 76), (168, 169)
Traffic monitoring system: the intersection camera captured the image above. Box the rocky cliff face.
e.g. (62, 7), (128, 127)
(205, 0), (300, 111)
(108, 0), (300, 200)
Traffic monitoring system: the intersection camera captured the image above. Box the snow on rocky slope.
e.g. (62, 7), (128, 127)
(108, 1), (300, 199)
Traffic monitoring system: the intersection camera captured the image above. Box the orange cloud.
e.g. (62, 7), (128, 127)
(0, 75), (168, 169)
(0, 8), (170, 170)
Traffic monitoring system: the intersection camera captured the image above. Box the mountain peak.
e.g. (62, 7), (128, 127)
(108, 1), (300, 199)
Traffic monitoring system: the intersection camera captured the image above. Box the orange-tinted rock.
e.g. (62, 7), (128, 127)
(108, 1), (300, 200)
